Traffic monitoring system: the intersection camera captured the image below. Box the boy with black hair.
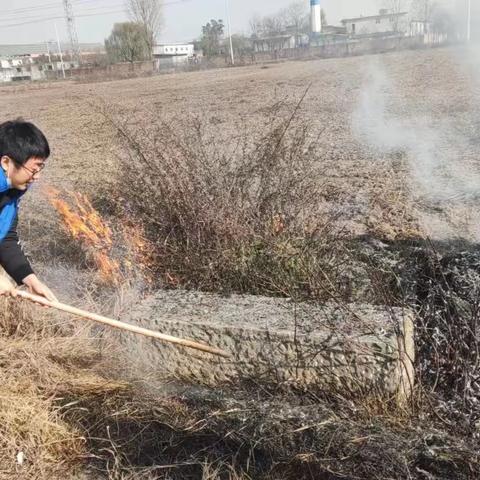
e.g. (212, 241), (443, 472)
(0, 119), (57, 302)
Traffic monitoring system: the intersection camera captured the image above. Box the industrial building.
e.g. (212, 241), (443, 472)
(252, 0), (462, 54)
(252, 1), (414, 54)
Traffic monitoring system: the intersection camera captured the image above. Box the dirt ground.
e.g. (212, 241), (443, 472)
(1, 45), (479, 258)
(1, 47), (480, 479)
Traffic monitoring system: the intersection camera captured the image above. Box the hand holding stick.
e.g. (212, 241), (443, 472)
(14, 290), (230, 358)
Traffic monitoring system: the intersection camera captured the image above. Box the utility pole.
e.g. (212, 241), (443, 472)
(45, 41), (52, 63)
(54, 22), (66, 79)
(63, 0), (81, 63)
(466, 0), (471, 42)
(225, 0), (234, 65)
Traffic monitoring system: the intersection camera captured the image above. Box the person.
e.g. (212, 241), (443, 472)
(0, 119), (57, 302)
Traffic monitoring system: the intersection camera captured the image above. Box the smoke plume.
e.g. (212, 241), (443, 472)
(353, 49), (480, 241)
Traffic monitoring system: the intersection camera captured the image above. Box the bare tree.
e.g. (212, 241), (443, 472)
(382, 0), (407, 14)
(262, 14), (284, 37)
(250, 1), (311, 40)
(321, 8), (327, 27)
(249, 14), (263, 38)
(410, 0), (432, 35)
(410, 0), (430, 20)
(126, 0), (163, 57)
(382, 0), (407, 31)
(280, 1), (309, 35)
(230, 34), (253, 57)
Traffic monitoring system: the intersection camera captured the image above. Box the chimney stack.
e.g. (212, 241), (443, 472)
(311, 0), (322, 34)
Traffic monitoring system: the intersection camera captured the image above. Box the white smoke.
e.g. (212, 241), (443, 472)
(352, 52), (480, 241)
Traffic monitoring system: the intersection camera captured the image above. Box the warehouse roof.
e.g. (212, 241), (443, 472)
(341, 12), (408, 24)
(0, 43), (104, 57)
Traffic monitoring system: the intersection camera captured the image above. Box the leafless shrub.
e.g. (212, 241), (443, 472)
(413, 242), (480, 435)
(96, 94), (360, 301)
(349, 237), (480, 442)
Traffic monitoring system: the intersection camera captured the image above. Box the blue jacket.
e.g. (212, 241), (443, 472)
(0, 170), (33, 284)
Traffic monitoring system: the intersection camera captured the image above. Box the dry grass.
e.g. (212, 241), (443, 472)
(0, 288), (264, 479)
(0, 294), (126, 478)
(1, 264), (480, 479)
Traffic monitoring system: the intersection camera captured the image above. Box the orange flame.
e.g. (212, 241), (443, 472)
(122, 222), (155, 284)
(46, 187), (122, 285)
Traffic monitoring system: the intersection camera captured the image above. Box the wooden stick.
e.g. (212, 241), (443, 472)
(14, 290), (230, 358)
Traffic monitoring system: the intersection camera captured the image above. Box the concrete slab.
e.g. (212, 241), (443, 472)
(119, 290), (414, 401)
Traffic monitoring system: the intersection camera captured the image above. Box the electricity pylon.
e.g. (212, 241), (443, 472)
(63, 0), (81, 63)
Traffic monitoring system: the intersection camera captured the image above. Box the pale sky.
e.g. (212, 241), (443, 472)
(0, 0), (381, 45)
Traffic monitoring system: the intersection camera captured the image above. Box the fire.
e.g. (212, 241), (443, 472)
(122, 222), (156, 284)
(46, 187), (122, 285)
(47, 188), (112, 248)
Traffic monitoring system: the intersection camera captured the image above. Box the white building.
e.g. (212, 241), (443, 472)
(341, 10), (409, 36)
(0, 58), (33, 82)
(48, 61), (79, 71)
(0, 56), (77, 82)
(153, 43), (196, 68)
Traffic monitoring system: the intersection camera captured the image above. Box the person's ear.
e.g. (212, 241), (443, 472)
(0, 156), (10, 173)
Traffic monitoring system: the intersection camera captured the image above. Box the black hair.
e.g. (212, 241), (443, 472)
(0, 119), (50, 165)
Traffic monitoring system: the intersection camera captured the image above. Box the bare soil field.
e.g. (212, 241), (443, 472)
(1, 45), (479, 251)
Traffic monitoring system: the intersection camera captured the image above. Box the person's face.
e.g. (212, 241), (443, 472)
(0, 156), (46, 190)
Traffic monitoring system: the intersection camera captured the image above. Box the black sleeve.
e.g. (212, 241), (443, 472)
(0, 215), (34, 285)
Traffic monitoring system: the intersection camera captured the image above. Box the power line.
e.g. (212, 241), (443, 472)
(0, 0), (121, 22)
(0, 0), (194, 30)
(1, 0), (191, 16)
(0, 3), (129, 23)
(0, 10), (126, 29)
(1, 1), (77, 16)
(1, 2), (61, 15)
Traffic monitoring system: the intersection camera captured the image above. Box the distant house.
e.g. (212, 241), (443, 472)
(0, 55), (80, 82)
(0, 59), (15, 82)
(153, 43), (196, 69)
(0, 58), (36, 82)
(0, 42), (103, 82)
(46, 61), (79, 71)
(341, 10), (409, 37)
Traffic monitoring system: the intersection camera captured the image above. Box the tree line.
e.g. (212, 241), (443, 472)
(104, 1), (316, 63)
(105, 0), (162, 64)
(104, 0), (465, 65)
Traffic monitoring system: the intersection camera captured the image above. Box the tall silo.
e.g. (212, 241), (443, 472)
(311, 0), (322, 34)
